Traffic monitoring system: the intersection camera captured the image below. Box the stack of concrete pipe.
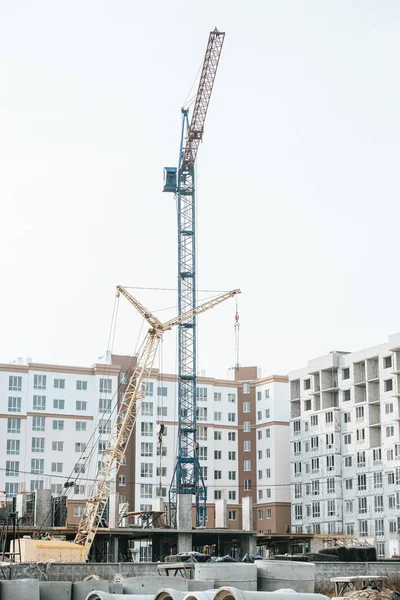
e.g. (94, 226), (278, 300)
(85, 588), (329, 600)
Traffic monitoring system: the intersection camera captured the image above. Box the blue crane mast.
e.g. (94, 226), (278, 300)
(163, 28), (225, 527)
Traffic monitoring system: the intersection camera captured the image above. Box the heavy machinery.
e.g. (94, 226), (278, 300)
(163, 28), (225, 527)
(17, 285), (240, 562)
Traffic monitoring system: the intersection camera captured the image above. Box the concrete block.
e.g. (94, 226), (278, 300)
(39, 581), (72, 600)
(123, 577), (189, 593)
(0, 579), (40, 600)
(212, 588), (329, 600)
(241, 497), (253, 532)
(177, 494), (192, 530)
(108, 583), (123, 594)
(72, 580), (109, 600)
(256, 561), (316, 594)
(177, 533), (192, 554)
(154, 589), (188, 600)
(35, 489), (52, 528)
(194, 564), (257, 591)
(215, 500), (227, 528)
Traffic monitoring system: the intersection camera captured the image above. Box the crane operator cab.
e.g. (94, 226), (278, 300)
(163, 167), (177, 193)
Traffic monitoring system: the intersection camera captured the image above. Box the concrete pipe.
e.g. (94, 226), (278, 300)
(86, 594), (153, 600)
(72, 580), (109, 600)
(182, 590), (216, 600)
(40, 581), (72, 600)
(194, 564), (257, 591)
(256, 561), (316, 594)
(212, 587), (330, 600)
(154, 588), (188, 600)
(123, 577), (189, 594)
(0, 578), (40, 600)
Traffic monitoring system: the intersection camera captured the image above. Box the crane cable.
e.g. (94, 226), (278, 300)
(234, 295), (240, 372)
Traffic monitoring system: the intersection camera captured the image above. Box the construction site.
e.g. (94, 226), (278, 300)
(1, 5), (400, 600)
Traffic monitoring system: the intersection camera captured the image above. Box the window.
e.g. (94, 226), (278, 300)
(311, 415), (318, 427)
(304, 379), (311, 390)
(343, 390), (351, 402)
(5, 483), (19, 498)
(197, 387), (207, 401)
(386, 425), (395, 437)
(76, 380), (87, 390)
(327, 500), (335, 516)
(52, 441), (64, 451)
(258, 489), (263, 500)
(346, 523), (354, 535)
(199, 446), (208, 461)
(76, 400), (87, 411)
(32, 416), (45, 432)
(345, 478), (353, 490)
(140, 463), (153, 478)
(200, 466), (208, 480)
(228, 451), (236, 460)
(357, 451), (366, 467)
(327, 478), (335, 494)
(214, 470), (222, 480)
(228, 510), (237, 520)
(311, 436), (319, 450)
(325, 411), (333, 424)
(30, 480), (43, 492)
(75, 421), (86, 432)
(257, 411), (262, 421)
(73, 505), (85, 517)
(244, 440), (251, 452)
(244, 460), (251, 471)
(358, 474), (366, 491)
(265, 428), (271, 439)
(74, 442), (85, 453)
(228, 412), (236, 422)
(54, 378), (65, 389)
(374, 495), (384, 512)
(358, 497), (367, 514)
(244, 479), (251, 490)
(257, 391), (261, 401)
(33, 396), (46, 411)
(6, 461), (19, 476)
(119, 371), (128, 384)
(265, 389), (270, 399)
(258, 470), (263, 480)
(243, 421), (250, 432)
(74, 463), (85, 473)
(9, 376), (22, 392)
(197, 407), (207, 421)
(359, 520), (368, 537)
(383, 355), (392, 369)
(294, 483), (302, 499)
(228, 393), (236, 403)
(214, 412), (222, 421)
(99, 419), (111, 434)
(99, 398), (112, 413)
(243, 402), (250, 413)
(156, 466), (167, 477)
(388, 472), (395, 485)
(373, 472), (383, 489)
(266, 488), (272, 499)
(345, 501), (354, 513)
(156, 446), (167, 457)
(34, 375), (46, 390)
(294, 462), (302, 476)
(141, 442), (153, 457)
(140, 402), (153, 417)
(228, 471), (236, 481)
(344, 434), (352, 445)
(385, 402), (394, 414)
(52, 420), (64, 431)
(266, 468), (271, 478)
(145, 382), (153, 396)
(53, 398), (65, 410)
(384, 379), (393, 392)
(293, 420), (301, 434)
(229, 490), (236, 500)
(198, 427), (207, 441)
(214, 430), (222, 440)
(373, 448), (382, 464)
(342, 368), (350, 380)
(51, 462), (63, 473)
(214, 392), (222, 402)
(356, 406), (364, 420)
(32, 437), (45, 453)
(31, 459), (44, 474)
(100, 378), (112, 393)
(8, 397), (21, 412)
(157, 386), (168, 397)
(258, 430), (262, 440)
(228, 431), (236, 441)
(312, 502), (320, 518)
(265, 408), (270, 418)
(7, 440), (20, 455)
(141, 422), (153, 437)
(312, 480), (320, 496)
(311, 458), (319, 473)
(304, 400), (311, 411)
(258, 510), (263, 520)
(243, 383), (250, 394)
(140, 484), (153, 498)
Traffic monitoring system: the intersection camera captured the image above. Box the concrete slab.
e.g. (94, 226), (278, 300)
(256, 561), (316, 594)
(123, 577), (189, 593)
(39, 581), (72, 600)
(0, 579), (40, 600)
(194, 564), (257, 591)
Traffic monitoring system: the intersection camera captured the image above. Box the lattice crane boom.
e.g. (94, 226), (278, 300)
(74, 286), (239, 552)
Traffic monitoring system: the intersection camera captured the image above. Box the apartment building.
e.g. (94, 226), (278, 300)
(289, 332), (400, 558)
(0, 355), (290, 534)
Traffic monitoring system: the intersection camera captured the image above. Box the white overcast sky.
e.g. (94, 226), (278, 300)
(1, 1), (400, 378)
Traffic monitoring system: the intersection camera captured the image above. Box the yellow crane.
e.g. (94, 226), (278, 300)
(18, 285), (240, 562)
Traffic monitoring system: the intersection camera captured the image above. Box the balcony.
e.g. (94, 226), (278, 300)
(367, 357), (379, 382)
(355, 385), (367, 404)
(368, 381), (380, 404)
(290, 380), (301, 401)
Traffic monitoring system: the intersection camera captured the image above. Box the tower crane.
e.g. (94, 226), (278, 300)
(26, 285), (240, 562)
(163, 28), (225, 527)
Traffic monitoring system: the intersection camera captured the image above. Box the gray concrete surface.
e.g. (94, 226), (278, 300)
(257, 561), (315, 593)
(212, 588), (329, 600)
(154, 588), (188, 600)
(39, 581), (72, 600)
(72, 580), (109, 600)
(194, 564), (257, 591)
(123, 577), (189, 593)
(0, 578), (40, 600)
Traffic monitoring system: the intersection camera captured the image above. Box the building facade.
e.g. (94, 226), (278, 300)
(289, 332), (400, 558)
(0, 356), (290, 535)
